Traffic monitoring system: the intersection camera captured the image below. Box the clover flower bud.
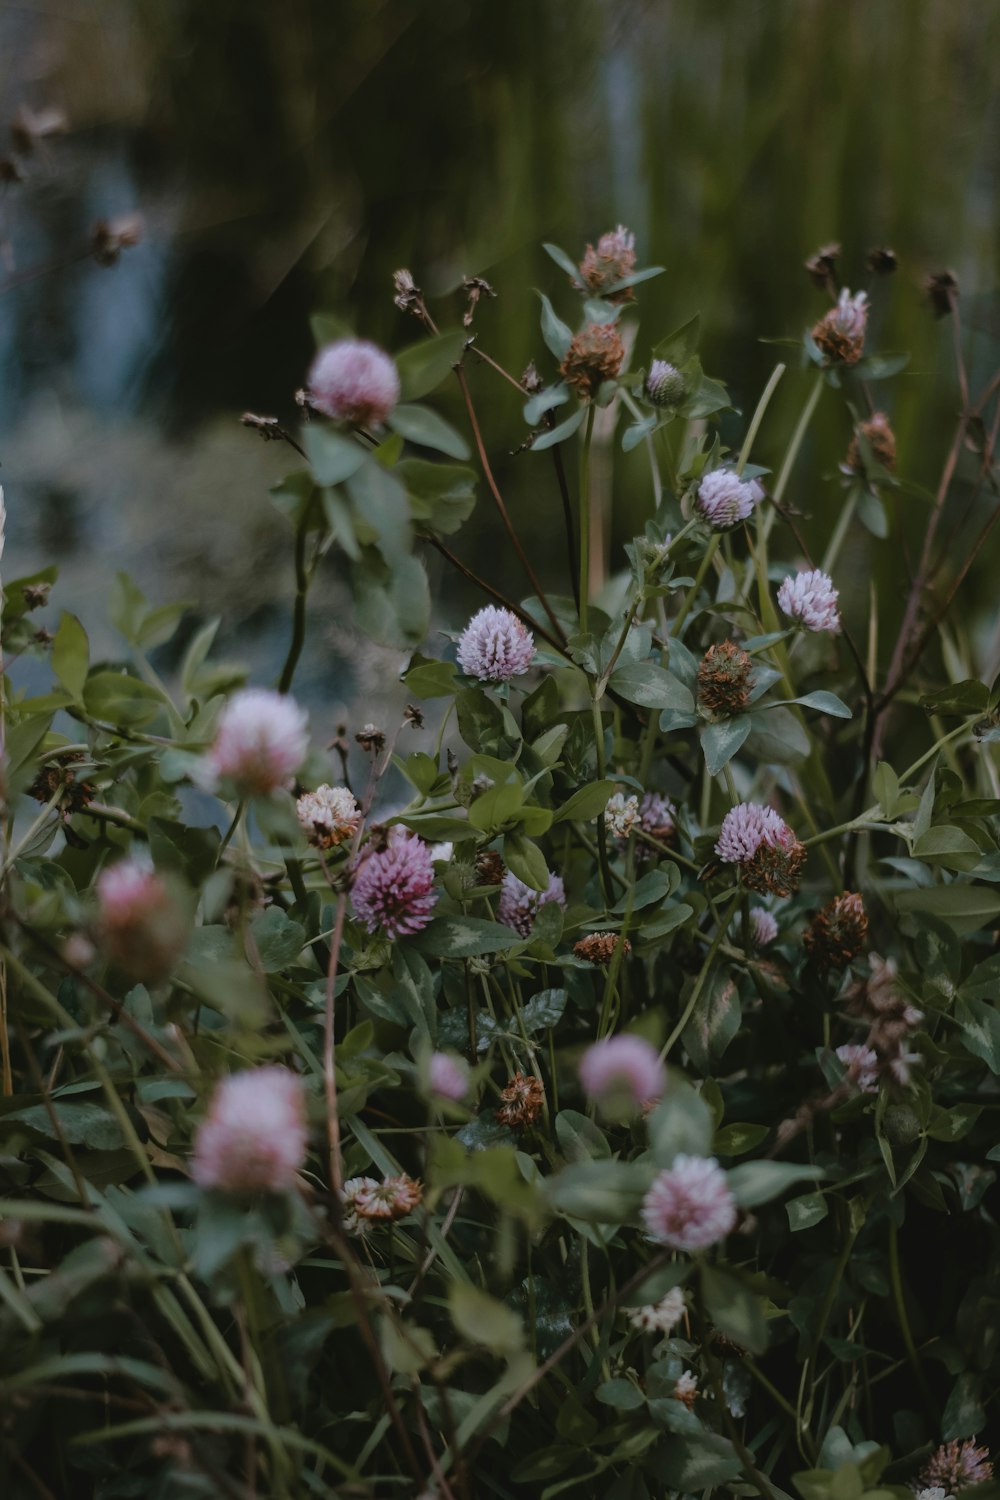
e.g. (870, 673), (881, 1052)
(560, 321), (625, 399)
(695, 469), (763, 530)
(641, 1155), (737, 1251)
(456, 605), (534, 682)
(205, 688), (309, 795)
(307, 338), (400, 426)
(645, 359), (686, 407)
(351, 827), (437, 939)
(579, 1034), (666, 1118)
(804, 892), (868, 967)
(497, 869), (566, 937)
(812, 288), (868, 364)
(716, 802), (805, 897)
(777, 569), (841, 634)
(576, 225), (637, 302)
(697, 640), (754, 718)
(804, 242), (841, 289)
(295, 784), (361, 849)
(845, 411), (896, 475)
(573, 931), (631, 966)
(192, 1067), (307, 1195)
(674, 1371), (699, 1409)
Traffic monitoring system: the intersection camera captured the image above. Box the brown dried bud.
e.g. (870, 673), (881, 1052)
(804, 242), (840, 289)
(393, 268), (425, 318)
(240, 411), (284, 441)
(403, 703), (424, 729)
(497, 1072), (545, 1129)
(355, 723), (385, 754)
(560, 322), (625, 399)
(697, 641), (753, 719)
(742, 839), (806, 898)
(925, 269), (959, 318)
(521, 361), (543, 394)
(22, 582), (51, 609)
(573, 931), (631, 966)
(33, 626), (54, 646)
(811, 289), (868, 366)
(867, 246), (897, 275)
(845, 411), (897, 475)
(353, 1172), (424, 1221)
(91, 213), (144, 267)
(804, 891), (869, 967)
(575, 226), (637, 303)
(474, 849), (506, 887)
(28, 755), (94, 816)
(461, 274), (496, 328)
(0, 157), (24, 184)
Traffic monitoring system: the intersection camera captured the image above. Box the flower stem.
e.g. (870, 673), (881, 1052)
(660, 892), (741, 1061)
(579, 406), (596, 632)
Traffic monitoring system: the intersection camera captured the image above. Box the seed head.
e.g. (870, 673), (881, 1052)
(497, 1073), (545, 1129)
(812, 288), (868, 365)
(925, 270), (959, 319)
(474, 849), (506, 887)
(804, 891), (868, 967)
(804, 242), (841, 289)
(347, 1173), (423, 1223)
(846, 411), (897, 475)
(560, 322), (625, 399)
(573, 931), (631, 966)
(697, 641), (754, 718)
(716, 802), (805, 897)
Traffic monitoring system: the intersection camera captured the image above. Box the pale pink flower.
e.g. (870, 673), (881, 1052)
(427, 1051), (470, 1102)
(716, 803), (794, 864)
(307, 338), (400, 426)
(341, 1176), (378, 1236)
(604, 791), (640, 839)
(579, 1035), (666, 1117)
(295, 784), (361, 849)
(641, 1155), (737, 1251)
(351, 827), (437, 939)
(96, 860), (187, 982)
(349, 1173), (423, 1222)
(695, 469), (763, 530)
(205, 688), (309, 795)
(497, 869), (566, 937)
(777, 568), (841, 634)
(98, 860), (168, 930)
(456, 606), (534, 682)
(920, 1440), (993, 1493)
(626, 1285), (687, 1335)
(192, 1067), (307, 1194)
(836, 1043), (880, 1093)
(887, 1047), (922, 1087)
(748, 908), (779, 947)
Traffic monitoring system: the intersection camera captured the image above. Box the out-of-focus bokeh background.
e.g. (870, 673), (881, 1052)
(1, 0), (998, 733)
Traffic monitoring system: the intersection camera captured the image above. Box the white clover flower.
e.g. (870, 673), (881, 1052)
(695, 469), (763, 530)
(605, 791), (640, 839)
(777, 568), (841, 634)
(625, 1285), (687, 1335)
(295, 784), (361, 849)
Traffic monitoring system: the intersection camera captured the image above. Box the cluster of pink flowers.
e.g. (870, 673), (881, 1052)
(351, 827), (438, 939)
(307, 338), (400, 427)
(456, 606), (534, 682)
(340, 1173), (423, 1234)
(777, 569), (841, 634)
(579, 1034), (665, 1117)
(695, 469), (763, 530)
(835, 1043), (880, 1093)
(497, 869), (566, 937)
(204, 688), (309, 795)
(192, 1067), (307, 1194)
(641, 1155), (737, 1251)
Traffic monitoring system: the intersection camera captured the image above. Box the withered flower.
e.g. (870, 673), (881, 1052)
(497, 1072), (545, 1129)
(845, 411), (897, 475)
(804, 892), (869, 967)
(573, 931), (631, 966)
(697, 641), (754, 719)
(560, 322), (625, 399)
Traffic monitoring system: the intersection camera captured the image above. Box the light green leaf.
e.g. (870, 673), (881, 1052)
(610, 662), (695, 712)
(395, 329), (465, 400)
(450, 1282), (524, 1356)
(701, 1265), (768, 1354)
(554, 779), (618, 824)
(388, 403), (470, 460)
(537, 292), (573, 360)
(51, 613), (89, 703)
(726, 1160), (824, 1207)
(701, 716), (752, 775)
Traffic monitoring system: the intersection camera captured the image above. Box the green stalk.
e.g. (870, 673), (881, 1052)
(737, 362), (786, 474)
(821, 486), (859, 575)
(660, 892), (741, 1061)
(579, 406), (596, 632)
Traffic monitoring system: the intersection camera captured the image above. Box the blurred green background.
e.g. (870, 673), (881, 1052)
(1, 0), (998, 729)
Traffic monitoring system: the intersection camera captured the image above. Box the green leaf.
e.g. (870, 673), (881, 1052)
(954, 997), (1000, 1073)
(913, 825), (982, 870)
(786, 1191), (829, 1231)
(537, 292), (573, 360)
(546, 1159), (651, 1223)
(726, 1160), (823, 1207)
(653, 313), (701, 366)
(531, 407), (585, 451)
(857, 486), (889, 538)
(388, 403), (470, 460)
(873, 761), (900, 819)
(778, 690), (853, 719)
(402, 654), (458, 699)
(610, 661), (695, 712)
(524, 382), (570, 425)
(555, 1109), (611, 1161)
(654, 1433), (742, 1491)
(345, 462), (411, 565)
(414, 916), (523, 958)
(542, 242), (580, 279)
(714, 1122), (769, 1156)
(467, 779), (524, 834)
(250, 908), (306, 973)
(596, 1378), (645, 1411)
(51, 612), (89, 703)
(397, 458), (477, 537)
(647, 1078), (714, 1167)
(302, 425), (368, 485)
(921, 680), (989, 716)
(853, 351), (910, 381)
(395, 329), (465, 400)
(521, 988), (567, 1031)
(701, 716), (752, 775)
(554, 779), (618, 824)
(450, 1282), (525, 1356)
(942, 1372), (986, 1440)
(894, 884), (1000, 933)
(84, 672), (167, 727)
(701, 1265), (768, 1354)
(745, 707), (810, 763)
(380, 1317), (438, 1375)
(682, 970), (742, 1070)
(350, 549), (430, 649)
(7, 1100), (124, 1150)
(503, 831), (550, 891)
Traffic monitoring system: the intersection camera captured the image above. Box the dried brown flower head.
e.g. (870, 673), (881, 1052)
(811, 289), (868, 366)
(521, 361), (543, 394)
(573, 931), (631, 966)
(697, 641), (754, 719)
(804, 891), (869, 967)
(240, 412), (284, 441)
(462, 274), (496, 328)
(846, 411), (897, 475)
(29, 755), (94, 817)
(497, 1072), (545, 1129)
(474, 849), (506, 887)
(355, 723), (386, 754)
(925, 269), (959, 319)
(804, 242), (841, 289)
(560, 322), (625, 400)
(867, 246), (897, 275)
(742, 838), (806, 898)
(393, 268), (424, 318)
(351, 1173), (423, 1222)
(576, 225), (637, 302)
(22, 582), (51, 609)
(91, 213), (144, 267)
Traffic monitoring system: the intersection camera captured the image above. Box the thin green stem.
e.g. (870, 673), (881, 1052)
(579, 406), (596, 632)
(660, 892), (741, 1061)
(888, 1219), (936, 1420)
(821, 487), (859, 576)
(737, 362), (786, 474)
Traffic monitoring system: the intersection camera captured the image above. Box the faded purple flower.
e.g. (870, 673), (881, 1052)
(456, 606), (534, 682)
(641, 1155), (737, 1251)
(96, 859), (188, 983)
(307, 338), (400, 426)
(296, 784), (361, 849)
(920, 1440), (993, 1493)
(777, 569), (841, 634)
(427, 1051), (470, 1102)
(695, 469), (763, 530)
(205, 688), (309, 795)
(579, 1035), (666, 1117)
(497, 869), (566, 937)
(351, 827), (438, 939)
(748, 908), (779, 947)
(645, 359), (686, 407)
(836, 1043), (880, 1093)
(192, 1067), (307, 1194)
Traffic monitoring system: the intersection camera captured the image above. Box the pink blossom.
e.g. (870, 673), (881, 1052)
(192, 1066), (307, 1194)
(351, 827), (438, 939)
(497, 869), (566, 937)
(205, 688), (309, 795)
(98, 860), (168, 930)
(695, 469), (763, 530)
(645, 360), (686, 407)
(641, 1155), (737, 1251)
(307, 338), (400, 426)
(456, 606), (534, 682)
(748, 908), (779, 947)
(777, 569), (841, 634)
(427, 1051), (470, 1102)
(579, 1035), (666, 1116)
(96, 859), (187, 982)
(836, 1043), (879, 1093)
(831, 288), (869, 338)
(716, 803), (795, 864)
